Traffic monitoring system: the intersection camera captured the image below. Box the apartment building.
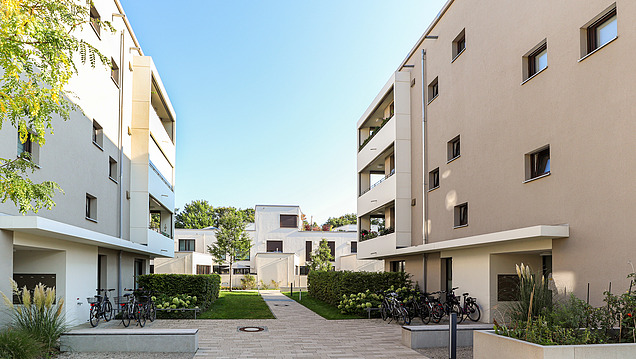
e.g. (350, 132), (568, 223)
(357, 0), (633, 322)
(0, 0), (176, 325)
(154, 205), (383, 288)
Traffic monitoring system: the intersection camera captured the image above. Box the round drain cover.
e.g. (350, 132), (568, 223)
(238, 326), (265, 332)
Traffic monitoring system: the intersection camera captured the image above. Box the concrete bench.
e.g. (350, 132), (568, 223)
(60, 328), (198, 353)
(402, 323), (492, 349)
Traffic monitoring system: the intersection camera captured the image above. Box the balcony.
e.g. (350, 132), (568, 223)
(357, 115), (396, 172)
(358, 173), (396, 217)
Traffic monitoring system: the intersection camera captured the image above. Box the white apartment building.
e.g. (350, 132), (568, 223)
(0, 0), (176, 325)
(154, 205), (383, 288)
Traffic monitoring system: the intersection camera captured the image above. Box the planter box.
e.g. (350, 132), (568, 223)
(402, 323), (492, 349)
(474, 330), (636, 359)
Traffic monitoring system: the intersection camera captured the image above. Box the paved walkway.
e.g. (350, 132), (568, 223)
(64, 290), (426, 359)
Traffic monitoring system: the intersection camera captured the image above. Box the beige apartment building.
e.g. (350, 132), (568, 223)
(357, 0), (633, 322)
(0, 0), (176, 325)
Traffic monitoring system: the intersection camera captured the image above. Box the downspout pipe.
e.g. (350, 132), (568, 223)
(421, 49), (428, 244)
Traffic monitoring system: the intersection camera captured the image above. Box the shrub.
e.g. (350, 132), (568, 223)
(0, 328), (43, 359)
(241, 274), (257, 289)
(0, 280), (65, 352)
(308, 271), (411, 306)
(510, 263), (553, 322)
(338, 290), (383, 314)
(137, 274), (220, 311)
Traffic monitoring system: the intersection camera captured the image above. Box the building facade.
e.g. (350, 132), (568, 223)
(155, 205), (383, 288)
(357, 0), (632, 322)
(0, 0), (176, 325)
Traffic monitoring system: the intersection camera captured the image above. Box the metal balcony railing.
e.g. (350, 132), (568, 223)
(360, 168), (395, 196)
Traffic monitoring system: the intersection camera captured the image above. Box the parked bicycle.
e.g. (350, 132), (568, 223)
(118, 288), (146, 327)
(87, 288), (114, 327)
(456, 292), (481, 323)
(137, 288), (157, 323)
(406, 292), (434, 324)
(380, 292), (411, 325)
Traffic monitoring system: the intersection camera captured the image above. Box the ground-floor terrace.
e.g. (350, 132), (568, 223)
(356, 224), (636, 323)
(0, 216), (174, 326)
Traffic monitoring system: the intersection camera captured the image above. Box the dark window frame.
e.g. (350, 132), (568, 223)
(454, 203), (468, 228)
(89, 4), (101, 37)
(530, 147), (550, 179)
(429, 168), (440, 190)
(327, 241), (335, 262)
(111, 58), (120, 87)
(92, 120), (103, 149)
(528, 43), (548, 78)
(108, 156), (118, 181)
(448, 136), (460, 161)
(452, 29), (466, 61)
(85, 193), (97, 221)
(305, 241), (312, 262)
(428, 77), (439, 103)
(351, 241), (357, 254)
(587, 8), (617, 53)
(280, 214), (298, 228)
(196, 265), (211, 274)
(390, 260), (405, 273)
(267, 240), (283, 253)
(179, 239), (195, 252)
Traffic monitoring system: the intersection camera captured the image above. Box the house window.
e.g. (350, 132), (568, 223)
(134, 259), (144, 289)
(266, 240), (283, 253)
(85, 194), (97, 221)
(111, 58), (120, 87)
(452, 29), (466, 60)
(454, 203), (468, 228)
(196, 265), (211, 274)
(390, 260), (405, 273)
(429, 168), (440, 190)
(92, 120), (103, 149)
(428, 77), (439, 103)
(447, 135), (460, 161)
(233, 267), (250, 275)
(17, 132), (32, 157)
(586, 7), (617, 54)
(305, 241), (312, 262)
(327, 241), (335, 261)
(280, 214), (298, 228)
(108, 157), (118, 181)
(526, 146), (550, 181)
(351, 241), (357, 254)
(299, 266), (310, 275)
(89, 4), (100, 37)
(13, 274), (56, 304)
(179, 239), (195, 252)
(213, 265), (229, 274)
(527, 42), (548, 79)
(498, 274), (520, 301)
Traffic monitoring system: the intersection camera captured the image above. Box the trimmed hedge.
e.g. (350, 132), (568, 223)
(308, 271), (411, 306)
(137, 274), (221, 311)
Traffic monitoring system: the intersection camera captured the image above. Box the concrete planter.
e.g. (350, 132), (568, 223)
(474, 330), (636, 359)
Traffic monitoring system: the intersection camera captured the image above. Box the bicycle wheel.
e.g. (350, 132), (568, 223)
(380, 303), (389, 321)
(148, 302), (157, 322)
(137, 306), (146, 327)
(400, 307), (411, 325)
(89, 306), (100, 327)
(467, 302), (481, 322)
(103, 301), (113, 322)
(451, 303), (464, 323)
(431, 303), (444, 323)
(121, 305), (131, 327)
(420, 303), (431, 324)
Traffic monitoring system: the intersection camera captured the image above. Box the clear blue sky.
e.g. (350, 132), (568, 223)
(120, 0), (447, 224)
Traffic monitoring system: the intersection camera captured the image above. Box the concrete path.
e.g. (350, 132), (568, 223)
(63, 290), (427, 358)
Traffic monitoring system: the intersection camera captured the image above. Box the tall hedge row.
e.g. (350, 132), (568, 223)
(137, 274), (221, 310)
(308, 271), (411, 305)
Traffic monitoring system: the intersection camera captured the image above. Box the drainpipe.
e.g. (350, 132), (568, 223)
(421, 49), (428, 244)
(118, 30), (125, 240)
(118, 250), (123, 298)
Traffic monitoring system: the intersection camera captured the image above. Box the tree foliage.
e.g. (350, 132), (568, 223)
(175, 200), (254, 229)
(309, 238), (334, 272)
(0, 0), (111, 213)
(207, 211), (251, 291)
(324, 213), (357, 229)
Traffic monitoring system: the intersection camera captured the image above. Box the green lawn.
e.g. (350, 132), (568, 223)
(283, 291), (363, 320)
(199, 291), (275, 319)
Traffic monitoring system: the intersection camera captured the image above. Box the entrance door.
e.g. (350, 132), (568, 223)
(134, 259), (144, 289)
(97, 255), (107, 290)
(441, 258), (452, 292)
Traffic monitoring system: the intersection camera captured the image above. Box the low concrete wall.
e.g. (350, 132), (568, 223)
(474, 330), (636, 359)
(402, 324), (492, 349)
(60, 329), (198, 353)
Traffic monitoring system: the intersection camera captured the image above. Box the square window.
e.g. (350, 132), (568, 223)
(92, 120), (103, 149)
(89, 4), (100, 37)
(179, 239), (195, 252)
(586, 8), (617, 54)
(447, 135), (460, 161)
(454, 203), (468, 228)
(267, 240), (283, 253)
(351, 241), (357, 254)
(527, 42), (548, 79)
(526, 146), (550, 180)
(111, 58), (120, 87)
(452, 29), (466, 60)
(390, 260), (405, 273)
(428, 77), (439, 103)
(108, 157), (118, 181)
(280, 214), (298, 228)
(86, 193), (97, 221)
(429, 168), (440, 190)
(196, 265), (211, 274)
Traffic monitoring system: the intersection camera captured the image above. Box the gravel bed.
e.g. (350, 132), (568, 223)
(415, 346), (472, 359)
(58, 353), (194, 359)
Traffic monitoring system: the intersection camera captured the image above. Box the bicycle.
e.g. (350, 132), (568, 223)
(456, 292), (481, 323)
(408, 292), (433, 324)
(138, 288), (157, 322)
(87, 288), (114, 327)
(381, 292), (411, 325)
(120, 288), (146, 327)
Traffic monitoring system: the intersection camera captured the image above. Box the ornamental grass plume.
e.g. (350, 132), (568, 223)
(0, 279), (66, 352)
(511, 263), (553, 322)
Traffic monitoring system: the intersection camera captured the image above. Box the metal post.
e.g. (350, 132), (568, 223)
(291, 283), (294, 297)
(299, 288), (302, 301)
(586, 283), (590, 305)
(449, 312), (457, 359)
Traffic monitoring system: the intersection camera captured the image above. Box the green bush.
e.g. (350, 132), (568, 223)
(338, 290), (383, 314)
(137, 274), (220, 311)
(308, 271), (411, 306)
(240, 274), (257, 289)
(0, 328), (43, 359)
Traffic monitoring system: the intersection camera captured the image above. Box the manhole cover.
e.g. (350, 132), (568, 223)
(237, 326), (267, 332)
(273, 304), (289, 307)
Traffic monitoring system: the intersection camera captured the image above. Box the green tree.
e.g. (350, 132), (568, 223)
(309, 238), (334, 272)
(324, 213), (357, 229)
(175, 200), (255, 229)
(207, 211), (251, 291)
(0, 0), (111, 213)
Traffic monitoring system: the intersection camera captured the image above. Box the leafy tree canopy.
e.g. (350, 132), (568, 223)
(207, 210), (251, 291)
(175, 200), (254, 229)
(0, 0), (110, 213)
(324, 213), (357, 229)
(309, 238), (334, 272)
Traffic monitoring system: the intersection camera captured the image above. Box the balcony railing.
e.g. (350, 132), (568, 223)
(360, 168), (395, 196)
(359, 227), (395, 242)
(358, 115), (393, 152)
(149, 225), (172, 239)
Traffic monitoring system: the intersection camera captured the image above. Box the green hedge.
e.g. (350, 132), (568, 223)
(137, 274), (220, 311)
(308, 271), (411, 306)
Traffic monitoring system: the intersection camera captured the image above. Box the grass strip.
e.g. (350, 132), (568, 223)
(199, 291), (275, 319)
(283, 291), (363, 320)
